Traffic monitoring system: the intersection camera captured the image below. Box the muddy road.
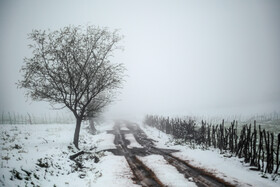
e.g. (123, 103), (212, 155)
(106, 121), (236, 187)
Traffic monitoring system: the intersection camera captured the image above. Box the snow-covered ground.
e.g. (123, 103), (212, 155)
(120, 126), (130, 131)
(1, 121), (279, 187)
(125, 134), (143, 149)
(0, 122), (136, 187)
(95, 133), (116, 152)
(95, 153), (139, 187)
(137, 155), (197, 187)
(140, 122), (280, 187)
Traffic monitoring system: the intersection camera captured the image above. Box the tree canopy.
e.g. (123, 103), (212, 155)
(18, 25), (125, 148)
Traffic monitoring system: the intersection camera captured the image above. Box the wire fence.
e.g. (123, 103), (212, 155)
(0, 111), (75, 125)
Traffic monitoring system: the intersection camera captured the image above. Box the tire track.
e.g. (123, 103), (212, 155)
(125, 122), (236, 187)
(112, 122), (164, 187)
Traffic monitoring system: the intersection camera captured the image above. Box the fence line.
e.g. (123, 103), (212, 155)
(0, 111), (75, 124)
(144, 115), (280, 175)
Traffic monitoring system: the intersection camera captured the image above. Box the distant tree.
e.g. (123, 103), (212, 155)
(18, 25), (125, 148)
(86, 93), (113, 134)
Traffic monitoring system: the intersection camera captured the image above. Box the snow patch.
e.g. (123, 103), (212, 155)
(137, 155), (197, 187)
(120, 126), (130, 131)
(95, 133), (116, 152)
(94, 154), (140, 187)
(125, 134), (143, 149)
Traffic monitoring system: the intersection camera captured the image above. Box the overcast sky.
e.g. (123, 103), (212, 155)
(0, 0), (280, 119)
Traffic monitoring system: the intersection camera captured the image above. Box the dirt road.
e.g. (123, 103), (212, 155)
(106, 121), (236, 187)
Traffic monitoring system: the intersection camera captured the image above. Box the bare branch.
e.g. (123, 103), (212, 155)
(18, 25), (125, 120)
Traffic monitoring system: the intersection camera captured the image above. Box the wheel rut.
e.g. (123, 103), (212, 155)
(111, 122), (164, 187)
(107, 120), (237, 187)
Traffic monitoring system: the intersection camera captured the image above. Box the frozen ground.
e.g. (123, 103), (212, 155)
(94, 153), (139, 187)
(140, 122), (280, 187)
(1, 121), (279, 186)
(0, 122), (137, 187)
(125, 134), (143, 149)
(137, 155), (197, 187)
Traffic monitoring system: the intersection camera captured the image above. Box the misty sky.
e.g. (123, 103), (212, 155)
(0, 0), (280, 119)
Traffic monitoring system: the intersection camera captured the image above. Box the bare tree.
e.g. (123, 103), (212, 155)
(86, 93), (113, 134)
(18, 25), (125, 148)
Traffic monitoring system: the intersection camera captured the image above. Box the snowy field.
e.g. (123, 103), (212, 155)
(140, 123), (280, 187)
(0, 122), (137, 187)
(1, 121), (280, 186)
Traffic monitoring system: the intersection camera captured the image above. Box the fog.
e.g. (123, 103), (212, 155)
(1, 0), (280, 120)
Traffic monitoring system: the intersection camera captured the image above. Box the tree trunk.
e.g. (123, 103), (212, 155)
(73, 118), (82, 149)
(89, 118), (97, 135)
